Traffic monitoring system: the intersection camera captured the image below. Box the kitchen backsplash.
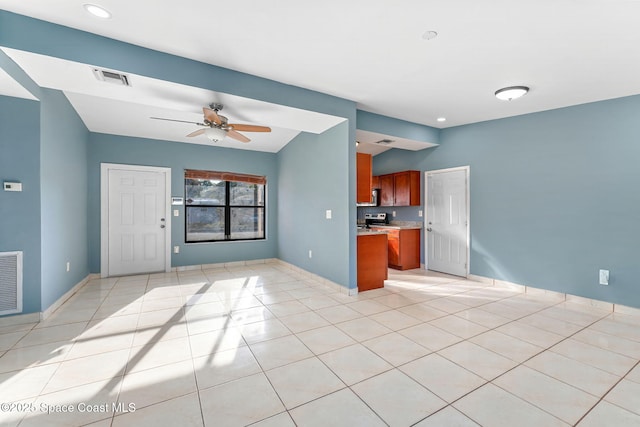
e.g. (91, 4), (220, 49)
(357, 205), (422, 223)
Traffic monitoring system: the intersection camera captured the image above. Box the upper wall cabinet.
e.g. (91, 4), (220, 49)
(377, 170), (421, 206)
(356, 153), (373, 203)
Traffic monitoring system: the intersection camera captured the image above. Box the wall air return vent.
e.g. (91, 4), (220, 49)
(0, 251), (22, 315)
(92, 68), (131, 86)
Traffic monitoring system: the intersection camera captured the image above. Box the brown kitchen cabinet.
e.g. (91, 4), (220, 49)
(372, 175), (380, 190)
(356, 153), (373, 203)
(379, 174), (395, 206)
(357, 233), (388, 291)
(370, 227), (420, 270)
(377, 170), (421, 206)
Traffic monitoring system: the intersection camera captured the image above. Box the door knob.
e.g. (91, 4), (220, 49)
(160, 224), (166, 229)
(427, 227), (432, 232)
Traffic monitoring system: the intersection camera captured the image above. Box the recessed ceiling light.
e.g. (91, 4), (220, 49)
(495, 86), (529, 101)
(422, 30), (438, 40)
(83, 4), (111, 19)
(437, 117), (446, 122)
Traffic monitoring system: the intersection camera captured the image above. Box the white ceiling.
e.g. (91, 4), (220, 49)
(2, 48), (346, 153)
(2, 0), (640, 147)
(356, 130), (438, 156)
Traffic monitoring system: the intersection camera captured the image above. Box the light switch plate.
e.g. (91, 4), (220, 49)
(599, 269), (609, 285)
(325, 210), (332, 219)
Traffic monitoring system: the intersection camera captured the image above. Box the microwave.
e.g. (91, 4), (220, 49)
(356, 189), (380, 207)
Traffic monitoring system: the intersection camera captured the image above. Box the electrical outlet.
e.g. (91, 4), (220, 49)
(392, 211), (396, 217)
(325, 210), (332, 219)
(174, 246), (180, 254)
(308, 250), (313, 258)
(173, 209), (180, 217)
(418, 210), (423, 217)
(66, 262), (70, 272)
(599, 269), (609, 285)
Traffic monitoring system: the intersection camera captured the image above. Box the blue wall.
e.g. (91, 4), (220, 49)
(277, 123), (352, 288)
(1, 10), (359, 291)
(39, 89), (90, 310)
(88, 133), (279, 270)
(0, 96), (42, 315)
(374, 95), (640, 308)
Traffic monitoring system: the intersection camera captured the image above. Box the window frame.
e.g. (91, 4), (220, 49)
(184, 170), (266, 243)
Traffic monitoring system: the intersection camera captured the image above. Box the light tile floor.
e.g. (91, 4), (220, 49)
(1, 264), (640, 426)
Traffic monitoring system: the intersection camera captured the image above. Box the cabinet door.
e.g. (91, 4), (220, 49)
(379, 174), (395, 206)
(393, 171), (421, 206)
(387, 230), (400, 266)
(372, 175), (380, 189)
(356, 153), (373, 203)
(393, 172), (411, 206)
(398, 229), (420, 269)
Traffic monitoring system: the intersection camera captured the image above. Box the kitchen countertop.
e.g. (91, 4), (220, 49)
(357, 229), (389, 236)
(368, 225), (422, 230)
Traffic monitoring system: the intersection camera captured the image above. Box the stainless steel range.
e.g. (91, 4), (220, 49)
(364, 213), (389, 227)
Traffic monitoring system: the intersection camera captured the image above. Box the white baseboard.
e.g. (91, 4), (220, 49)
(172, 258), (279, 272)
(614, 304), (640, 316)
(273, 259), (355, 296)
(467, 274), (494, 285)
(0, 274), (99, 325)
(466, 272), (640, 313)
(41, 273), (99, 320)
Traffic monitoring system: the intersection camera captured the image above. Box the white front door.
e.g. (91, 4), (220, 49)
(101, 164), (171, 277)
(426, 167), (469, 277)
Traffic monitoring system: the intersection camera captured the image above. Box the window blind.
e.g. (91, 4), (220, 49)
(184, 169), (266, 185)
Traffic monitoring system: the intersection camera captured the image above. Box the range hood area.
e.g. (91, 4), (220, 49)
(356, 188), (379, 207)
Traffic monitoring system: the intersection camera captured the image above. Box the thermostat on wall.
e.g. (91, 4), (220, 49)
(3, 182), (22, 192)
(171, 197), (184, 205)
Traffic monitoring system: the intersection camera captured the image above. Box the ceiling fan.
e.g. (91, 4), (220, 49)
(151, 103), (271, 143)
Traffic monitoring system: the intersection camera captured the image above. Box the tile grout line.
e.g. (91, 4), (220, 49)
(572, 358), (640, 426)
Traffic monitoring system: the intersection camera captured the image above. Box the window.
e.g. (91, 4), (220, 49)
(185, 170), (266, 242)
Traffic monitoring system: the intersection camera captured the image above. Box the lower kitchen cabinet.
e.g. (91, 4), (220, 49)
(371, 227), (420, 270)
(357, 233), (388, 291)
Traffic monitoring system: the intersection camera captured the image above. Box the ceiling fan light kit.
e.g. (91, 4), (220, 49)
(495, 86), (529, 101)
(150, 103), (271, 144)
(205, 127), (227, 142)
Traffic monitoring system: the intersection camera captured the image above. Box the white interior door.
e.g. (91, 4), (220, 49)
(426, 167), (469, 277)
(101, 164), (171, 277)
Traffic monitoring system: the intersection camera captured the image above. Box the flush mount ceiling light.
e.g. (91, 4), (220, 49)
(83, 4), (111, 19)
(495, 86), (529, 101)
(437, 117), (446, 122)
(204, 127), (227, 142)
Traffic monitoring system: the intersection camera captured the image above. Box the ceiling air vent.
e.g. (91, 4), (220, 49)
(374, 139), (394, 145)
(92, 68), (131, 86)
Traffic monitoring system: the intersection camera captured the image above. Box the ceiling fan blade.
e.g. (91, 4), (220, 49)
(228, 124), (271, 133)
(203, 108), (222, 125)
(187, 129), (206, 137)
(227, 129), (251, 143)
(150, 117), (204, 125)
